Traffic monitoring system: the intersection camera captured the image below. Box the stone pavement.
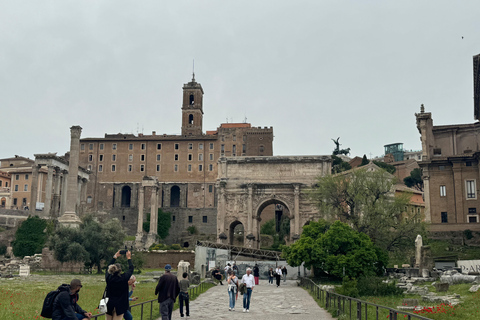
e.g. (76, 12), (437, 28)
(165, 280), (334, 320)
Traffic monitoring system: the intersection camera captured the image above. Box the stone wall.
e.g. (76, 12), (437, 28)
(0, 209), (29, 228)
(163, 207), (217, 244)
(144, 250), (195, 269)
(41, 248), (85, 273)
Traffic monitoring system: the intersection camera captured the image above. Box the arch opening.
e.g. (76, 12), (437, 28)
(257, 199), (291, 248)
(188, 114), (194, 125)
(229, 220), (244, 246)
(121, 186), (131, 207)
(170, 186), (180, 207)
(189, 94), (194, 105)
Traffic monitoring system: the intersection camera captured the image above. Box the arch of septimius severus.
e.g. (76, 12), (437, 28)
(216, 155), (331, 248)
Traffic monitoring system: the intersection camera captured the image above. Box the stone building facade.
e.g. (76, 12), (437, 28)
(416, 106), (480, 231)
(78, 76), (274, 243)
(0, 156), (47, 210)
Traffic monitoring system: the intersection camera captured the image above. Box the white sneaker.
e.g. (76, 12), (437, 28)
(232, 308), (235, 311)
(246, 309), (250, 313)
(243, 309), (246, 313)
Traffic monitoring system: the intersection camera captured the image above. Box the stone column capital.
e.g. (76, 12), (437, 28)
(70, 126), (83, 139)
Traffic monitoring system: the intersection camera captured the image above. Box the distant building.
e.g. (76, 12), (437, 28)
(0, 155), (46, 210)
(78, 76), (274, 240)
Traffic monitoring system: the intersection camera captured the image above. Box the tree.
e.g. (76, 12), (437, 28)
(310, 167), (425, 253)
(360, 154), (369, 166)
(404, 168), (423, 191)
(12, 216), (50, 258)
(49, 215), (126, 273)
(372, 161), (396, 174)
(282, 220), (385, 279)
(331, 155), (352, 174)
(142, 209), (172, 239)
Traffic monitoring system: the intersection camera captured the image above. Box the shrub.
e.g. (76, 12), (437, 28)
(336, 277), (359, 298)
(464, 229), (474, 240)
(187, 225), (198, 235)
(170, 244), (181, 250)
(356, 277), (403, 296)
(0, 245), (7, 255)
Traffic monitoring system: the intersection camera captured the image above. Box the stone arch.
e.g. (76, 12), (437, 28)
(255, 197), (292, 246)
(229, 220), (245, 246)
(188, 114), (194, 124)
(0, 197), (5, 207)
(121, 186), (131, 207)
(170, 185), (180, 207)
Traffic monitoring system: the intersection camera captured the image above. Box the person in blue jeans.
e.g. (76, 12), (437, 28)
(241, 268), (255, 313)
(227, 270), (238, 311)
(123, 275), (138, 320)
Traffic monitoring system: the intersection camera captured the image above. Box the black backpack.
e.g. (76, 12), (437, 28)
(40, 285), (69, 318)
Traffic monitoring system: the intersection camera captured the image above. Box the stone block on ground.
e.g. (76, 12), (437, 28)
(434, 282), (449, 292)
(469, 285), (480, 293)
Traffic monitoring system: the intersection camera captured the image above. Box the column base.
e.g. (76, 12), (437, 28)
(58, 212), (82, 228)
(135, 232), (145, 250)
(145, 233), (158, 249)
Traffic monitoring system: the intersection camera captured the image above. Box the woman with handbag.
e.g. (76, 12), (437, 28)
(226, 270), (238, 311)
(105, 250), (134, 320)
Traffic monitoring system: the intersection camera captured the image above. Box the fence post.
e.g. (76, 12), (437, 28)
(337, 296), (341, 316)
(357, 301), (362, 320)
(326, 291), (330, 309)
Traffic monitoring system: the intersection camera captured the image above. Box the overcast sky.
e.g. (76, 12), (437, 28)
(1, 1), (480, 161)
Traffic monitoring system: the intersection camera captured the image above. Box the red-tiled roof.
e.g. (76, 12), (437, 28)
(219, 123), (251, 128)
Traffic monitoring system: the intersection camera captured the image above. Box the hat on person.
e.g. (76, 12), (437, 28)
(165, 264), (172, 270)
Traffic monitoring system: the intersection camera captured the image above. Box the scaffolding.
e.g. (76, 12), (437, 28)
(196, 240), (282, 260)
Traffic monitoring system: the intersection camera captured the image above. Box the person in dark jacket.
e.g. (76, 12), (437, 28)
(155, 264), (180, 320)
(105, 250), (134, 320)
(253, 264), (260, 285)
(52, 279), (92, 320)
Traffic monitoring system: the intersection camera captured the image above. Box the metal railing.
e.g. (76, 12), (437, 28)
(90, 280), (212, 319)
(299, 277), (431, 320)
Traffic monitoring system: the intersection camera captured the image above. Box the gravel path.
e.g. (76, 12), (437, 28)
(161, 280), (334, 320)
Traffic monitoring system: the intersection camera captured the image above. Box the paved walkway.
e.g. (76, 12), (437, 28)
(165, 280), (334, 320)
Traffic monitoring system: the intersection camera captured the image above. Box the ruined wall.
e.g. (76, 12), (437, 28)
(144, 250), (195, 269)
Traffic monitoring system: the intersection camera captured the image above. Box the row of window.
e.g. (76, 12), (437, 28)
(439, 180), (477, 199)
(0, 181), (8, 187)
(221, 135), (247, 142)
(96, 163), (215, 173)
(14, 174), (28, 180)
(13, 184), (28, 192)
(441, 211), (479, 223)
(172, 215), (209, 223)
(89, 153), (216, 162)
(11, 198), (27, 206)
(81, 142), (215, 152)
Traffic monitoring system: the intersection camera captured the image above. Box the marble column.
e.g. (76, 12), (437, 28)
(217, 184), (226, 244)
(76, 177), (82, 210)
(149, 186), (158, 235)
(294, 184), (300, 236)
(60, 171), (68, 215)
(59, 125), (82, 227)
(52, 167), (61, 217)
(29, 164), (40, 213)
(135, 185), (145, 249)
(43, 165), (54, 216)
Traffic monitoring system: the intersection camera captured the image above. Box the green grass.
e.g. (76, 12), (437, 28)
(0, 274), (213, 319)
(304, 280), (480, 319)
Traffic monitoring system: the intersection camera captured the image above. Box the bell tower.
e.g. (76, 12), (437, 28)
(181, 74), (204, 136)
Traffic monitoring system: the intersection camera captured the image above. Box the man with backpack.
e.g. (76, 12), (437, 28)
(48, 279), (92, 320)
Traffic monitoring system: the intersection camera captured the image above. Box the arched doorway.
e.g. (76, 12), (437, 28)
(1, 197), (5, 207)
(121, 186), (131, 207)
(170, 186), (180, 207)
(229, 221), (244, 246)
(256, 199), (291, 248)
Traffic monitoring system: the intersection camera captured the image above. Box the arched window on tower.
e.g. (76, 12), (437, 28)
(121, 186), (131, 207)
(188, 114), (194, 125)
(189, 94), (194, 105)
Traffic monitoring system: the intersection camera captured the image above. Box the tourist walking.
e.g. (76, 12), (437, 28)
(50, 279), (93, 320)
(224, 263), (231, 280)
(282, 266), (288, 282)
(253, 264), (260, 285)
(232, 262), (239, 275)
(275, 266), (282, 287)
(268, 268), (274, 285)
(227, 270), (238, 311)
(124, 275), (138, 320)
(179, 272), (190, 317)
(155, 264), (180, 320)
(241, 268), (255, 312)
(105, 250), (134, 320)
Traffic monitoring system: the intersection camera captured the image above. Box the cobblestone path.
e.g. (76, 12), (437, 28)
(163, 280), (334, 320)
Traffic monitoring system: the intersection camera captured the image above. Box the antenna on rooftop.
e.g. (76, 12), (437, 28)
(192, 59), (195, 81)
